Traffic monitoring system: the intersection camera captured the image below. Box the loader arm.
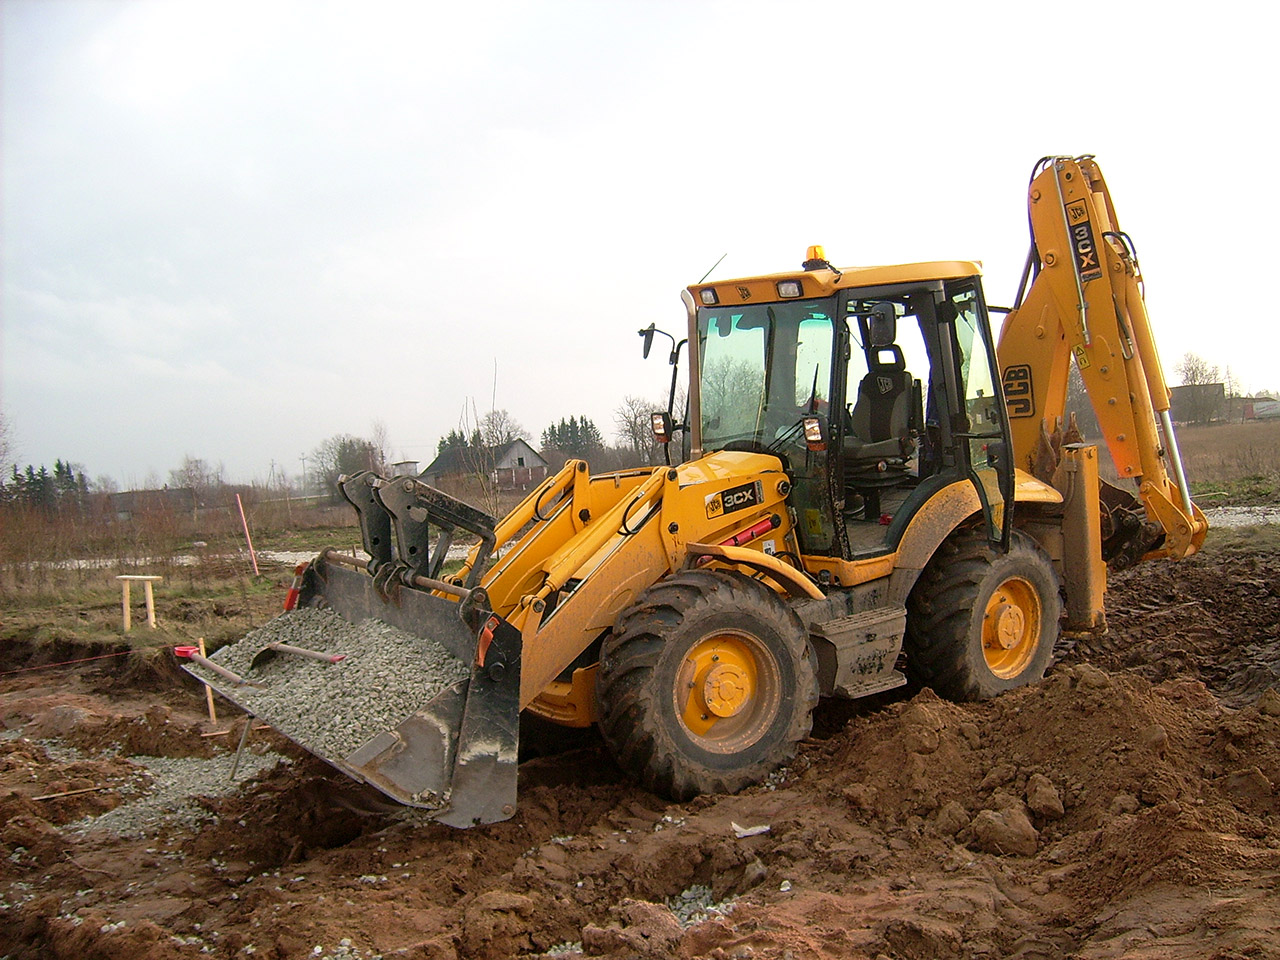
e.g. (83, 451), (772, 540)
(997, 155), (1207, 562)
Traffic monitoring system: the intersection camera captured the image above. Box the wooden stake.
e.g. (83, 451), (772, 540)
(34, 786), (110, 801)
(237, 493), (260, 576)
(198, 638), (217, 724)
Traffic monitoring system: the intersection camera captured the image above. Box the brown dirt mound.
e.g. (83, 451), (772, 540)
(1074, 549), (1280, 707)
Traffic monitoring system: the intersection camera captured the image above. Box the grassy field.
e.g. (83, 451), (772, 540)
(1178, 418), (1280, 504)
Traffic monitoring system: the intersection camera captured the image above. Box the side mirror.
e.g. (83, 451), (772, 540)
(638, 323), (657, 359)
(651, 411), (673, 444)
(802, 415), (828, 452)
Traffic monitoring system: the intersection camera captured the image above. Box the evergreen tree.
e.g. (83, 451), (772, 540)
(540, 415), (604, 459)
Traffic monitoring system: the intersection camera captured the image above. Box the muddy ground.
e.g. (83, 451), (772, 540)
(2, 542), (1278, 960)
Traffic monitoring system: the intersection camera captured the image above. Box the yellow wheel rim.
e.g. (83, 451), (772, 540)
(982, 575), (1042, 679)
(675, 631), (781, 754)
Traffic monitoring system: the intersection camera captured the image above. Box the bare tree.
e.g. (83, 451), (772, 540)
(168, 455), (225, 504)
(370, 419), (391, 472)
(480, 409), (527, 448)
(1174, 353), (1225, 423)
(613, 395), (662, 463)
(1176, 353), (1219, 386)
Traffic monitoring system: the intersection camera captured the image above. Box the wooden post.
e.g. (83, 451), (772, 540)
(117, 575), (164, 633)
(198, 638), (217, 724)
(144, 579), (158, 629)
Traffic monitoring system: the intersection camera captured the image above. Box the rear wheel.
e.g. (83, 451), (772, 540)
(597, 570), (817, 801)
(906, 526), (1060, 701)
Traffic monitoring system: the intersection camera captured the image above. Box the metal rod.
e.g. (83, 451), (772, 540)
(185, 650), (265, 688)
(230, 717), (254, 780)
(320, 548), (369, 570)
(264, 642), (346, 664)
(409, 574), (470, 599)
(1158, 409), (1195, 515)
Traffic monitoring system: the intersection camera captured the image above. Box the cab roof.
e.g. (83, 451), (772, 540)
(689, 260), (983, 306)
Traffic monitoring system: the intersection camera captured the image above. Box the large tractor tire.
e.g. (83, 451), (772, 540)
(906, 526), (1061, 701)
(597, 570), (818, 801)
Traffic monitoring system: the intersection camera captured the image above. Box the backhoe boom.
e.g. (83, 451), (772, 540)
(997, 156), (1206, 561)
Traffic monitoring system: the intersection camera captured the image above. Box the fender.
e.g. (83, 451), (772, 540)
(887, 472), (1060, 603)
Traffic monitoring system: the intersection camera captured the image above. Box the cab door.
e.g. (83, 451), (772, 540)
(944, 280), (1013, 545)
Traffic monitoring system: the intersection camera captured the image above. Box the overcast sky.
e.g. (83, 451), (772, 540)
(3, 0), (1275, 488)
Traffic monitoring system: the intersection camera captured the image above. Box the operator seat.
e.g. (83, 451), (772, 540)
(847, 343), (914, 462)
(843, 306), (918, 518)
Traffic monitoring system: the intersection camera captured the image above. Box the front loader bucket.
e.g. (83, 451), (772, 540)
(183, 558), (523, 828)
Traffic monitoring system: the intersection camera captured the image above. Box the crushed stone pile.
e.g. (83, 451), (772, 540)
(67, 751), (287, 838)
(193, 607), (471, 759)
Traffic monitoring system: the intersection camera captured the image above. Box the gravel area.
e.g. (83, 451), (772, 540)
(1203, 504), (1280, 528)
(666, 884), (736, 927)
(67, 750), (288, 838)
(196, 608), (471, 760)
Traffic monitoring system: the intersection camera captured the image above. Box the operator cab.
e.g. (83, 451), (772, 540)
(689, 252), (1010, 561)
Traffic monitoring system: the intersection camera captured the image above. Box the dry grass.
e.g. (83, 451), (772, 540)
(0, 496), (353, 599)
(1175, 419), (1280, 505)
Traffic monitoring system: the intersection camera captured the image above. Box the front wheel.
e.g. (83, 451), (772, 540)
(596, 570), (817, 801)
(905, 526), (1061, 701)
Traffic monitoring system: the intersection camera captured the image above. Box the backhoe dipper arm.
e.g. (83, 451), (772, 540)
(997, 156), (1206, 560)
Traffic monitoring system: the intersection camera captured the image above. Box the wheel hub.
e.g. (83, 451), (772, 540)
(703, 662), (750, 718)
(987, 598), (1027, 650)
(676, 632), (778, 749)
(981, 576), (1042, 678)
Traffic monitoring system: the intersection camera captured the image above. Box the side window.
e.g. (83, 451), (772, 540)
(951, 287), (1000, 433)
(947, 283), (1006, 539)
(794, 317), (834, 408)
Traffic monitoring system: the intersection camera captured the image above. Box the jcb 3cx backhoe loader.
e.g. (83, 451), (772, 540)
(185, 156), (1206, 827)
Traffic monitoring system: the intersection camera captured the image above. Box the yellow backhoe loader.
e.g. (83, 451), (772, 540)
(184, 155), (1206, 827)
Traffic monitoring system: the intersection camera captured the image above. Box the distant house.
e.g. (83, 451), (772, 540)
(1246, 398), (1280, 420)
(109, 486), (197, 522)
(420, 439), (548, 490)
(1169, 383), (1226, 423)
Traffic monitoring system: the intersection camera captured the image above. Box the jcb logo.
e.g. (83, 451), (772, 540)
(1064, 200), (1103, 282)
(1003, 364), (1035, 418)
(706, 480), (762, 519)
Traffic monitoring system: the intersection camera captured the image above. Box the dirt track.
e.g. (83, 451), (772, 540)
(3, 546), (1279, 960)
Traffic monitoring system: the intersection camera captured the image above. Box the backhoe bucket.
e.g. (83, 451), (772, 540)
(183, 543), (523, 829)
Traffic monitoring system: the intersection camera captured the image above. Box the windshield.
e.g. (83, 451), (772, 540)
(697, 299), (835, 450)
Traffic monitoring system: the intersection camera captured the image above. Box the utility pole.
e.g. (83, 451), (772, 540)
(299, 454), (309, 498)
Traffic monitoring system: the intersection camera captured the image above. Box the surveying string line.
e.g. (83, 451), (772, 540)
(0, 650), (133, 678)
